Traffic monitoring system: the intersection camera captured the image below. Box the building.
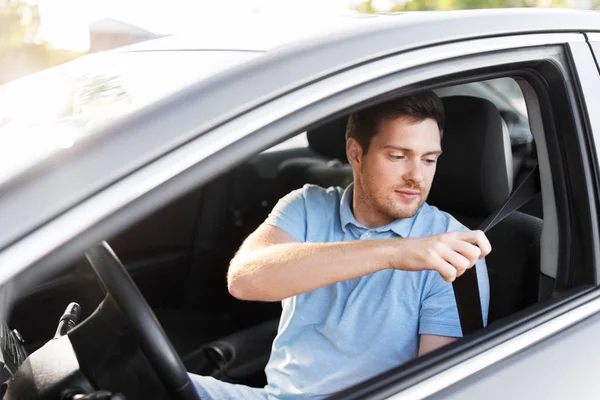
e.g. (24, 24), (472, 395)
(88, 18), (163, 53)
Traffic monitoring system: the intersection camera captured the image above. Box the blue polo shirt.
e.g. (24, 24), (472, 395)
(190, 184), (489, 400)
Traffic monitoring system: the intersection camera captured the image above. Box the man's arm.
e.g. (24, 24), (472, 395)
(228, 224), (395, 301)
(418, 335), (457, 356)
(227, 224), (490, 302)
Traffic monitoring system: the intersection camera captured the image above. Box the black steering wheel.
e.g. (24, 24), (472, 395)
(85, 241), (200, 400)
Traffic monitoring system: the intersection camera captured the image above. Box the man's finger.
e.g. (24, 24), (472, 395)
(450, 239), (481, 266)
(439, 245), (470, 271)
(455, 230), (492, 257)
(432, 257), (458, 283)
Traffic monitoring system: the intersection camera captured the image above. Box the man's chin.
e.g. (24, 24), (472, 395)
(372, 196), (426, 221)
(395, 210), (420, 219)
(389, 202), (424, 219)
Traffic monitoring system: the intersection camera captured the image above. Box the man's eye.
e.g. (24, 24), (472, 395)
(391, 155), (405, 160)
(424, 159), (437, 165)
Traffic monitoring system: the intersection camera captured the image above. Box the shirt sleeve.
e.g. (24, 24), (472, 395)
(418, 258), (490, 338)
(263, 187), (307, 243)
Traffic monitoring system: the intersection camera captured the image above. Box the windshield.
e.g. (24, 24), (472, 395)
(0, 50), (259, 185)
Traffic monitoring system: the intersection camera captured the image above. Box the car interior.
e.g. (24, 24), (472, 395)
(7, 77), (547, 394)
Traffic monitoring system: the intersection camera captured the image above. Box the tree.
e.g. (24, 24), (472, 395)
(0, 0), (83, 85)
(0, 0), (38, 49)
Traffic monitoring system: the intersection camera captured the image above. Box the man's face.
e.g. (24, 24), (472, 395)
(347, 117), (442, 225)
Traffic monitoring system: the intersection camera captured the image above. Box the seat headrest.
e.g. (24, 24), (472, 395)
(307, 117), (348, 161)
(428, 96), (513, 217)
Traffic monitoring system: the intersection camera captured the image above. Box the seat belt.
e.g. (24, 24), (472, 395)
(452, 163), (539, 335)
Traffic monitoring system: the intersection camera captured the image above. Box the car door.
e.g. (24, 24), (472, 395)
(1, 11), (600, 400)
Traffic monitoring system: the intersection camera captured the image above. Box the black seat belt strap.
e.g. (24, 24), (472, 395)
(453, 164), (539, 335)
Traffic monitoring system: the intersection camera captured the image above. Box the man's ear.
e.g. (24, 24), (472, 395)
(346, 138), (362, 168)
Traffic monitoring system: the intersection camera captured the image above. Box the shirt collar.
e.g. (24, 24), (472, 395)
(339, 183), (423, 238)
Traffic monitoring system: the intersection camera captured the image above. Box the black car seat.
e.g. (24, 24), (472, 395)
(429, 96), (542, 322)
(275, 118), (353, 200)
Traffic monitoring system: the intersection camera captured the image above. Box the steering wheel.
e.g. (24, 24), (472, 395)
(85, 241), (200, 400)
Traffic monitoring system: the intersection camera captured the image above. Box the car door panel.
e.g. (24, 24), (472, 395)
(428, 309), (600, 399)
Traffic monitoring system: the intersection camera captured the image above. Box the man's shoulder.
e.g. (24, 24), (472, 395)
(267, 185), (345, 242)
(301, 183), (345, 195)
(292, 184), (345, 206)
(421, 202), (470, 234)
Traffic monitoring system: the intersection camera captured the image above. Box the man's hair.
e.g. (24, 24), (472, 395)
(345, 91), (444, 153)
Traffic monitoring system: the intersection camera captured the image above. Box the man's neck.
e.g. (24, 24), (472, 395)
(351, 186), (394, 229)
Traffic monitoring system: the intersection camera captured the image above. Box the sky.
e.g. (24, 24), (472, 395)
(37, 0), (397, 52)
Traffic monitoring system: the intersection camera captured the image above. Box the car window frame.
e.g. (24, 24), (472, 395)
(567, 36), (600, 285)
(528, 39), (600, 290)
(1, 32), (599, 399)
(0, 32), (578, 260)
(587, 33), (600, 67)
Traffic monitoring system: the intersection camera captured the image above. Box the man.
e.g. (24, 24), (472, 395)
(190, 91), (491, 399)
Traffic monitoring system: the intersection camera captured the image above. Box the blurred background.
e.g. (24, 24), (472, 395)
(1, 0), (598, 85)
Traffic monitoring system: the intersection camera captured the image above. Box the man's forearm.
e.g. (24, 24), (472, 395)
(227, 240), (393, 302)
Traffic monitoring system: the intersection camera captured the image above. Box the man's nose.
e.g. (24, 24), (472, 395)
(404, 160), (424, 183)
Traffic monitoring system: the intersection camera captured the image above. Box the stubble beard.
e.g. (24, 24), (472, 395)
(360, 178), (429, 221)
(374, 190), (427, 220)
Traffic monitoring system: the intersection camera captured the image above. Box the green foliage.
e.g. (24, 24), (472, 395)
(354, 0), (379, 13)
(353, 0), (572, 12)
(0, 0), (41, 48)
(0, 0), (83, 85)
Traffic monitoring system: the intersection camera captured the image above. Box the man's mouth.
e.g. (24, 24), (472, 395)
(394, 190), (420, 200)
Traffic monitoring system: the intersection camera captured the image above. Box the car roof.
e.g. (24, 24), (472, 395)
(117, 9), (600, 54)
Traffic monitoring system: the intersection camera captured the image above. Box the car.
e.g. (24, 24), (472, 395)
(0, 7), (600, 400)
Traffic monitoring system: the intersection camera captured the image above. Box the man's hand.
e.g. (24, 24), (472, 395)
(390, 230), (491, 282)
